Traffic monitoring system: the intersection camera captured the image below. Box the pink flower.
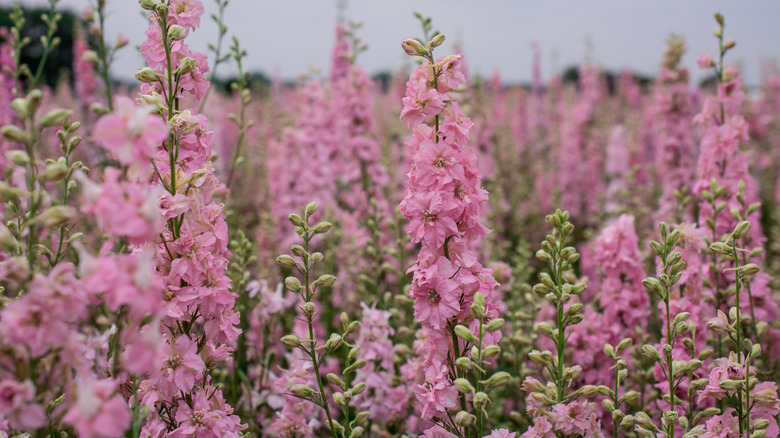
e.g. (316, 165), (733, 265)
(698, 352), (748, 402)
(77, 169), (162, 245)
(410, 256), (461, 330)
(698, 52), (714, 69)
(169, 0), (205, 30)
(400, 75), (445, 128)
(549, 401), (601, 436)
(160, 335), (206, 393)
(171, 389), (244, 438)
(62, 378), (131, 438)
(402, 191), (459, 248)
(485, 428), (517, 438)
(92, 96), (168, 177)
(520, 417), (555, 438)
(0, 379), (46, 430)
(414, 363), (458, 420)
(701, 409), (741, 438)
(422, 427), (459, 438)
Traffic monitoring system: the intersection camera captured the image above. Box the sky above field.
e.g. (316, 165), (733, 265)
(7, 0), (780, 86)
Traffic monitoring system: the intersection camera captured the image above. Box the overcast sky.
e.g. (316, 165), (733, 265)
(6, 0), (780, 86)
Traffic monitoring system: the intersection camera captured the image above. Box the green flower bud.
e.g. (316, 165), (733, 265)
(484, 318), (504, 332)
(167, 25), (187, 41)
(135, 67), (162, 84)
(1, 125), (29, 143)
(454, 325), (477, 344)
(642, 344), (662, 362)
(454, 378), (474, 394)
(288, 214), (305, 227)
(312, 221), (332, 234)
(280, 335), (301, 348)
(39, 109), (71, 128)
(352, 382), (366, 395)
(139, 0), (157, 10)
(305, 201), (318, 216)
(276, 255), (297, 269)
(485, 371), (510, 387)
(284, 276), (302, 292)
(290, 384), (315, 398)
(5, 150), (29, 166)
(326, 373), (345, 388)
(315, 274), (337, 288)
(454, 410), (476, 427)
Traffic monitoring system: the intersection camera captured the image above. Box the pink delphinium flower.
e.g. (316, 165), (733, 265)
(520, 417), (555, 438)
(410, 256), (461, 330)
(403, 191), (460, 248)
(414, 364), (458, 421)
(62, 378), (131, 438)
(484, 428), (517, 438)
(92, 96), (168, 177)
(549, 401), (603, 437)
(158, 334), (207, 393)
(0, 379), (47, 430)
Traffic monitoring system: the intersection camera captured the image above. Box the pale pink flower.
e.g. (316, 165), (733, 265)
(485, 428), (517, 438)
(0, 379), (46, 430)
(62, 378), (131, 438)
(92, 96), (168, 177)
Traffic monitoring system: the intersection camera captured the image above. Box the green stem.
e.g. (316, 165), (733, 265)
(97, 2), (113, 110)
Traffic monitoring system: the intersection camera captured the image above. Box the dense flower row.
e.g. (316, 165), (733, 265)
(0, 3), (779, 438)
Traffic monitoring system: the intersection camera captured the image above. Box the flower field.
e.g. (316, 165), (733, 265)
(0, 1), (779, 437)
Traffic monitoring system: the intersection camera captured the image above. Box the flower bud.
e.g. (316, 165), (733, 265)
(472, 391), (489, 408)
(167, 25), (186, 41)
(642, 344), (662, 362)
(622, 391), (641, 403)
(288, 214), (305, 227)
(351, 382), (366, 395)
(324, 333), (343, 351)
(454, 410), (476, 427)
(740, 264), (760, 276)
(1, 125), (29, 143)
(454, 378), (474, 394)
(290, 384), (315, 398)
(301, 302), (316, 316)
(455, 357), (474, 371)
(276, 255), (297, 269)
(139, 0), (157, 10)
(718, 379), (741, 390)
(135, 67), (162, 83)
(5, 150), (29, 166)
(352, 412), (369, 427)
(26, 89), (42, 114)
(280, 335), (301, 348)
(484, 318), (504, 332)
(284, 276), (302, 292)
(327, 373), (345, 388)
(663, 410), (679, 424)
(616, 337), (633, 351)
(315, 274), (337, 288)
(177, 57), (197, 75)
(521, 377), (545, 393)
(430, 33), (445, 48)
(401, 39), (427, 57)
(312, 221), (332, 234)
(39, 109), (71, 128)
(485, 371), (510, 387)
(304, 201), (318, 216)
(38, 206), (76, 228)
(482, 345), (500, 358)
(39, 163), (68, 182)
